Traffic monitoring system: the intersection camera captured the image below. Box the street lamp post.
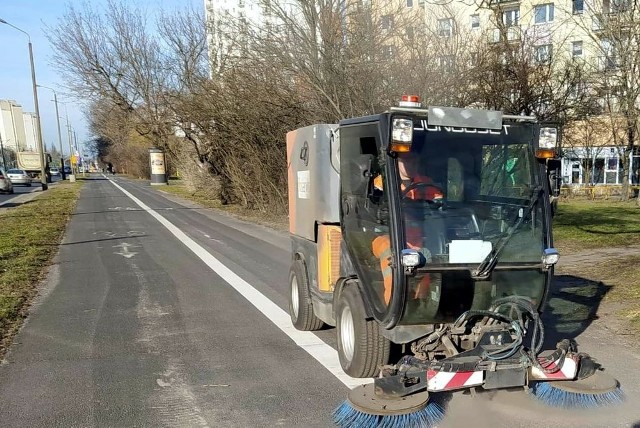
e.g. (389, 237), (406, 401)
(37, 85), (66, 180)
(58, 101), (76, 182)
(0, 18), (48, 190)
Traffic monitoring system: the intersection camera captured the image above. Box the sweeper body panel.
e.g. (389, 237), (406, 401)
(286, 99), (622, 427)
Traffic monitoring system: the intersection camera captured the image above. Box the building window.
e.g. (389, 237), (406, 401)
(601, 38), (613, 54)
(572, 40), (583, 57)
(534, 44), (553, 63)
(502, 8), (520, 27)
(600, 56), (618, 71)
(381, 15), (394, 30)
(492, 28), (501, 43)
(438, 18), (454, 37)
(438, 55), (455, 70)
(572, 0), (584, 14)
(406, 26), (415, 41)
(534, 3), (554, 24)
(406, 0), (413, 8)
(507, 26), (520, 41)
(605, 0), (631, 13)
(592, 15), (603, 30)
(471, 14), (480, 29)
(382, 45), (394, 60)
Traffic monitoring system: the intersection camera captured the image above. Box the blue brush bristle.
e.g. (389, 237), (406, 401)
(332, 400), (444, 428)
(531, 381), (625, 409)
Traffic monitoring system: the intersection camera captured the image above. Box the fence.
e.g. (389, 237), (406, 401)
(560, 185), (640, 200)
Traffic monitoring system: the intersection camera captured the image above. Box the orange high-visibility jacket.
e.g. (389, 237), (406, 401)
(371, 174), (441, 304)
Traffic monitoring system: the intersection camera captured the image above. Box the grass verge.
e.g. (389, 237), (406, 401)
(553, 199), (640, 254)
(555, 254), (640, 337)
(159, 180), (288, 232)
(0, 182), (82, 357)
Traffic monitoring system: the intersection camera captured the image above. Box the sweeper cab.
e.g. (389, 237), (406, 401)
(286, 97), (622, 427)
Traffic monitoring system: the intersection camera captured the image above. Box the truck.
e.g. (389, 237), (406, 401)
(17, 151), (51, 180)
(286, 97), (621, 425)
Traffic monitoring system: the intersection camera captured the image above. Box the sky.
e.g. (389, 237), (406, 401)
(0, 0), (203, 156)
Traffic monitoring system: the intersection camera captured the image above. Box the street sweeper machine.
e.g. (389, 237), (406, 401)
(286, 97), (623, 427)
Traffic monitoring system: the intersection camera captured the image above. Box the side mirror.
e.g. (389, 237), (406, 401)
(348, 154), (376, 197)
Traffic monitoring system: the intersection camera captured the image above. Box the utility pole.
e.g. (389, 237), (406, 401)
(37, 85), (66, 180)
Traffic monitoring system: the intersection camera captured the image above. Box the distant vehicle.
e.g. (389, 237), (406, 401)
(0, 168), (14, 194)
(6, 169), (32, 186)
(50, 167), (60, 176)
(63, 166), (72, 175)
(16, 151), (52, 179)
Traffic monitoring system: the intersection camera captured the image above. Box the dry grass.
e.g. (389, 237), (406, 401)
(160, 180), (289, 232)
(553, 199), (640, 336)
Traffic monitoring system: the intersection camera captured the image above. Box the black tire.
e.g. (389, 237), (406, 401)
(336, 285), (391, 378)
(289, 259), (324, 331)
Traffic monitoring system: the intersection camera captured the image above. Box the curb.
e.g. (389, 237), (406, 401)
(0, 180), (63, 208)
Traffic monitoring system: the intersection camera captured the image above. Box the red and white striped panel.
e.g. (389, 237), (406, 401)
(528, 354), (579, 380)
(426, 370), (484, 392)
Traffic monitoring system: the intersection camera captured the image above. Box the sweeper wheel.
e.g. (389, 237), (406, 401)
(347, 384), (430, 416)
(545, 370), (619, 395)
(531, 370), (624, 408)
(333, 384), (444, 428)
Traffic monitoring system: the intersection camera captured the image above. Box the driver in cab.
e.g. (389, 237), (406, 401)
(372, 152), (443, 305)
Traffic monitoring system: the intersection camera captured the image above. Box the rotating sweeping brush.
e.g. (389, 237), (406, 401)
(530, 370), (625, 409)
(333, 384), (444, 428)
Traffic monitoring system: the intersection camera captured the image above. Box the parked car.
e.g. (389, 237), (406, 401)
(63, 166), (72, 175)
(7, 169), (33, 186)
(50, 167), (60, 176)
(0, 168), (14, 194)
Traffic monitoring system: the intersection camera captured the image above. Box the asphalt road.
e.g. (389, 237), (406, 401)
(0, 175), (64, 206)
(0, 175), (638, 428)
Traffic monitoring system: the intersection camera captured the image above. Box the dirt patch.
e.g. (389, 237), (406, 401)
(554, 246), (640, 347)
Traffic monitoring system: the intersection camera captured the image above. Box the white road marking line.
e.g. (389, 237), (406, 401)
(106, 176), (368, 389)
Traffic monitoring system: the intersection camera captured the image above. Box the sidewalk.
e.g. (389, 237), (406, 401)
(557, 245), (640, 269)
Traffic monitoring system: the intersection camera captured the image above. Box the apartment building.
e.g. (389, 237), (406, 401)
(204, 0), (269, 76)
(401, 0), (639, 186)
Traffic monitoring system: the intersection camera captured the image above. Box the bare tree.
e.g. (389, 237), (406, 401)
(570, 0), (640, 201)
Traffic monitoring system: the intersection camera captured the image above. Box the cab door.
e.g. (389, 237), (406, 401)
(339, 122), (395, 322)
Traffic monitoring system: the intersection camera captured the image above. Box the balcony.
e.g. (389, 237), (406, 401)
(490, 26), (521, 43)
(597, 55), (620, 71)
(486, 0), (521, 7)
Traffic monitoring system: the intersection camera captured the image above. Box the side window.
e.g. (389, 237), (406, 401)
(360, 136), (384, 203)
(480, 144), (531, 198)
(447, 158), (464, 201)
(340, 126), (380, 197)
(340, 123), (390, 312)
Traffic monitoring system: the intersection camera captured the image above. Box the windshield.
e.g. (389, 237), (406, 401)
(396, 121), (548, 325)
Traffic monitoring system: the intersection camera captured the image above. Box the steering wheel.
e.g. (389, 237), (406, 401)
(401, 182), (445, 205)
